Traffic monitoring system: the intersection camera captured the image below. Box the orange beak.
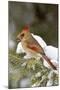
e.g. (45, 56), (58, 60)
(16, 34), (21, 42)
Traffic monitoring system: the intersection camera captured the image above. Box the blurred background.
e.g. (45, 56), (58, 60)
(8, 1), (58, 89)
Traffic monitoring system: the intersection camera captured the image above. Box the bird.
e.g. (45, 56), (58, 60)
(16, 26), (57, 70)
(16, 33), (47, 59)
(16, 33), (47, 54)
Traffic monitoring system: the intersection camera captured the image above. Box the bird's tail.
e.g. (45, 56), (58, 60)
(42, 55), (57, 70)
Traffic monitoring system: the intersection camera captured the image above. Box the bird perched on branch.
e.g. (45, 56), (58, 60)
(16, 26), (57, 70)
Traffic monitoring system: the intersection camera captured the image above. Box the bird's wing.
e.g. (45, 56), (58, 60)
(26, 41), (44, 54)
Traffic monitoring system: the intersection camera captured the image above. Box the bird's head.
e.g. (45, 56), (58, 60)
(16, 25), (30, 42)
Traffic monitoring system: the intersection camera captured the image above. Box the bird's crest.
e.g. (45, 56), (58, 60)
(22, 25), (29, 32)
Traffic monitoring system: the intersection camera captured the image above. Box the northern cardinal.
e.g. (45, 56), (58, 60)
(17, 26), (57, 70)
(16, 33), (47, 54)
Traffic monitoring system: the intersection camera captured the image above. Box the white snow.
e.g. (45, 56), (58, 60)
(20, 78), (30, 87)
(16, 42), (25, 54)
(44, 46), (58, 61)
(31, 33), (47, 48)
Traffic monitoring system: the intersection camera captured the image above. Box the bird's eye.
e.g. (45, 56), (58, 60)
(20, 33), (24, 39)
